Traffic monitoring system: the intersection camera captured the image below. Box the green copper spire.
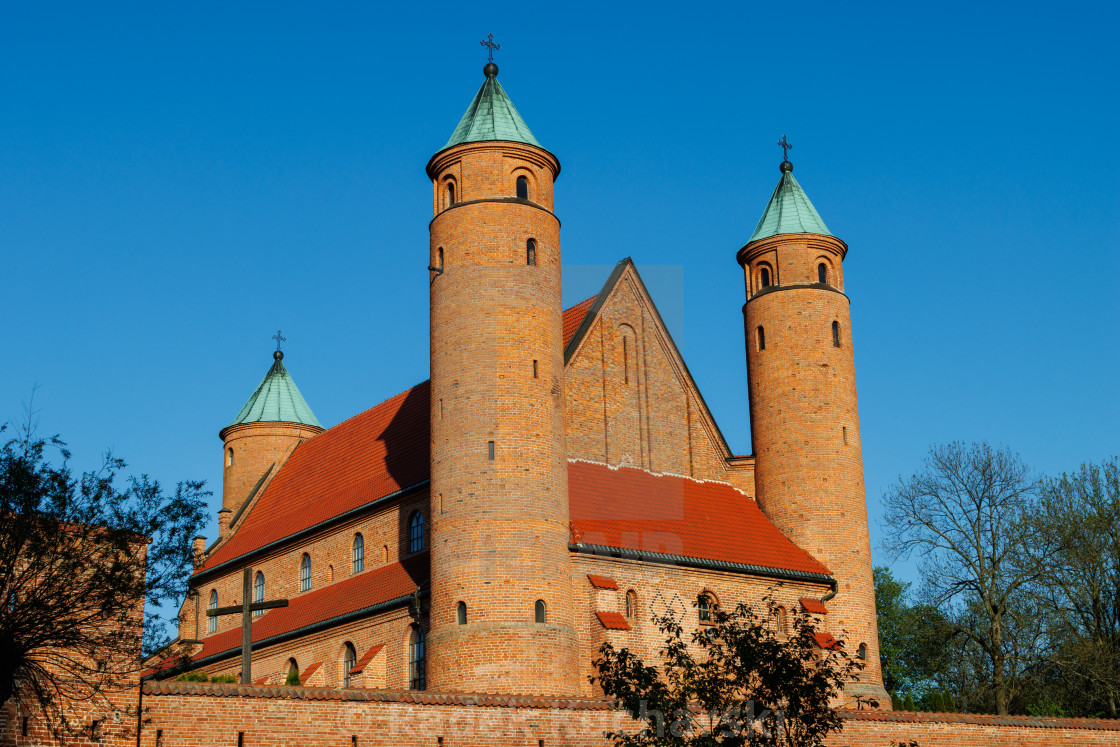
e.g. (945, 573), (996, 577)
(748, 161), (833, 243)
(442, 63), (542, 150)
(227, 351), (322, 429)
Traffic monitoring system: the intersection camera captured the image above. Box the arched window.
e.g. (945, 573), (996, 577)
(408, 628), (426, 690)
(408, 512), (424, 553)
(285, 658), (300, 686)
(343, 642), (357, 687)
(446, 182), (455, 208)
(625, 590), (637, 620)
(352, 533), (364, 574)
(775, 605), (787, 633)
(208, 590), (218, 633)
(698, 594), (712, 622)
(300, 553), (311, 592)
(760, 266), (771, 289)
(832, 321), (841, 348)
(757, 326), (766, 351)
(253, 572), (264, 618)
(516, 175), (528, 200)
(382, 545), (388, 563)
(818, 262), (828, 284)
(526, 239), (537, 266)
(535, 599), (547, 623)
(457, 601), (467, 625)
(226, 448), (234, 467)
(857, 643), (868, 660)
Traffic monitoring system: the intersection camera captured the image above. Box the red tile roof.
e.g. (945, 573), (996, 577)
(300, 662), (322, 682)
(800, 597), (828, 614)
(200, 300), (596, 576)
(253, 676), (268, 685)
(586, 574), (618, 590)
(350, 643), (384, 675)
(199, 383), (431, 573)
(595, 611), (632, 630)
(568, 462), (831, 578)
(157, 554), (427, 674)
(562, 296), (596, 348)
(813, 632), (840, 650)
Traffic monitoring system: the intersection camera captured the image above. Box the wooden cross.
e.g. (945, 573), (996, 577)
(205, 567), (288, 685)
(480, 33), (501, 62)
(777, 134), (793, 161)
(272, 329), (286, 352)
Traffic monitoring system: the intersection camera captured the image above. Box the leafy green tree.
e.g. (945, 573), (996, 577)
(592, 597), (873, 746)
(0, 423), (208, 738)
(874, 566), (955, 706)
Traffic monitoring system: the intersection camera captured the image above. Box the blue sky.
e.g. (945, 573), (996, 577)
(2, 1), (1117, 591)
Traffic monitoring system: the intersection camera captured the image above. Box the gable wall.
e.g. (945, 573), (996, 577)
(564, 270), (755, 497)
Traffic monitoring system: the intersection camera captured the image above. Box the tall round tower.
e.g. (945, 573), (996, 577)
(425, 61), (579, 695)
(218, 348), (323, 523)
(738, 156), (889, 707)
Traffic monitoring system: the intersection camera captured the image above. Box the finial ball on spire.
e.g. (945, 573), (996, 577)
(484, 61), (498, 77)
(274, 350), (284, 360)
(781, 160), (793, 173)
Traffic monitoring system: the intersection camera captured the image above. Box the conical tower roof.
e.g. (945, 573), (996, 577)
(442, 63), (541, 150)
(227, 352), (322, 429)
(748, 162), (833, 243)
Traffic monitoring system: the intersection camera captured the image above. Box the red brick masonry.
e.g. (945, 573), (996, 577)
(136, 682), (1120, 747)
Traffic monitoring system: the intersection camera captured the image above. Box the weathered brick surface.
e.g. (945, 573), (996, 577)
(426, 141), (579, 695)
(738, 231), (885, 705)
(122, 686), (1120, 747)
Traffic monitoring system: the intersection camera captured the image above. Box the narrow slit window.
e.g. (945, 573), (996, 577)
(253, 572), (264, 618)
(818, 263), (828, 284)
(300, 553), (311, 592)
(446, 183), (455, 207)
(516, 175), (528, 199)
(760, 267), (771, 288)
(757, 326), (766, 351)
(832, 321), (841, 347)
(535, 599), (547, 623)
(487, 440), (495, 460)
(352, 533), (364, 574)
(457, 601), (467, 625)
(208, 590), (218, 633)
(409, 628), (426, 690)
(526, 239), (537, 266)
(227, 448), (234, 467)
(622, 337), (629, 384)
(408, 512), (424, 553)
(532, 359), (538, 378)
(437, 247), (444, 270)
(843, 426), (848, 445)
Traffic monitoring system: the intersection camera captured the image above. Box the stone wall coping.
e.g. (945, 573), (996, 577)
(839, 709), (1120, 731)
(141, 681), (616, 710)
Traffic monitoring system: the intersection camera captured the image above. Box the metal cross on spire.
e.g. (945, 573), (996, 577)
(777, 135), (793, 161)
(272, 329), (286, 352)
(480, 33), (501, 62)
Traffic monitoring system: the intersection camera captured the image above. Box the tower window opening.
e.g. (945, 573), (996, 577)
(343, 642), (357, 687)
(488, 440), (495, 460)
(843, 426), (848, 445)
(253, 571), (264, 618)
(226, 448), (234, 467)
(446, 182), (455, 208)
(857, 642), (868, 660)
(818, 263), (828, 284)
(300, 553), (311, 592)
(760, 266), (771, 289)
(409, 628), (426, 690)
(286, 658), (299, 686)
(457, 601), (467, 625)
(352, 533), (364, 574)
(757, 326), (766, 351)
(408, 511), (424, 553)
(533, 359), (538, 378)
(622, 336), (630, 384)
(516, 175), (528, 199)
(237, 732), (244, 747)
(832, 321), (841, 347)
(535, 599), (547, 623)
(526, 238), (537, 266)
(208, 590), (218, 633)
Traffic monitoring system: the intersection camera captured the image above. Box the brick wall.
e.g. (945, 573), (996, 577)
(129, 684), (1120, 747)
(218, 421), (323, 515)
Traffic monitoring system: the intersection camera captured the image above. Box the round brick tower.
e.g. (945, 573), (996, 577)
(738, 158), (889, 707)
(425, 61), (579, 695)
(218, 349), (323, 519)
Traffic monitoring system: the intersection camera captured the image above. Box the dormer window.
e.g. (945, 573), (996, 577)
(516, 175), (528, 200)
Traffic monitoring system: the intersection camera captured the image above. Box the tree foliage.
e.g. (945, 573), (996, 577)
(592, 597), (872, 747)
(0, 423), (208, 738)
(881, 441), (1041, 715)
(873, 566), (954, 703)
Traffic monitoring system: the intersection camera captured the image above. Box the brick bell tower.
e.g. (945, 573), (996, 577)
(425, 58), (580, 695)
(738, 150), (889, 707)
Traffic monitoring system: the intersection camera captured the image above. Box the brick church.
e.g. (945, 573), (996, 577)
(151, 57), (889, 709)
